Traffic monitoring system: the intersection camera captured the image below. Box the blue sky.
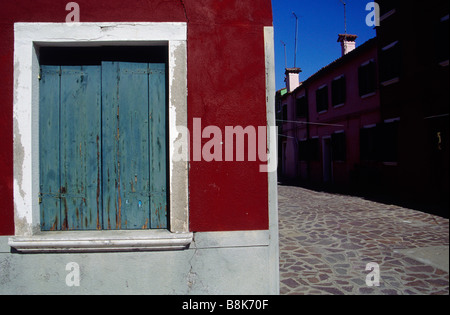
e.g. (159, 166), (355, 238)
(272, 0), (376, 91)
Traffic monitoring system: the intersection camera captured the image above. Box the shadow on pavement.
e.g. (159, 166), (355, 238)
(277, 177), (449, 219)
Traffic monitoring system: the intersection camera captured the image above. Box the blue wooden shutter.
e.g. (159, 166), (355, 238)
(39, 66), (61, 231)
(40, 62), (166, 231)
(40, 65), (102, 231)
(60, 66), (102, 230)
(101, 62), (167, 230)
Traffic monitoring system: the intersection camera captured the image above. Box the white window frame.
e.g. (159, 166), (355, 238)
(10, 22), (191, 252)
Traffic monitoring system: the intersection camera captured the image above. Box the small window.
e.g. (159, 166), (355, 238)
(308, 138), (320, 161)
(331, 132), (346, 161)
(298, 139), (320, 161)
(359, 61), (376, 96)
(331, 76), (346, 106)
(282, 104), (288, 121)
(296, 96), (308, 118)
(316, 85), (328, 113)
(436, 15), (449, 64)
(379, 121), (399, 162)
(380, 41), (401, 83)
(360, 126), (378, 161)
(298, 140), (308, 161)
(360, 122), (399, 162)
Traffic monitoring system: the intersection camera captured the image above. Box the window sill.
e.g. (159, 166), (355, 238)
(380, 9), (396, 22)
(8, 230), (193, 253)
(381, 77), (399, 87)
(360, 92), (376, 99)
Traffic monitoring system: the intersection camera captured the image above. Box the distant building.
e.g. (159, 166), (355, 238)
(376, 0), (449, 215)
(277, 0), (449, 217)
(278, 35), (381, 188)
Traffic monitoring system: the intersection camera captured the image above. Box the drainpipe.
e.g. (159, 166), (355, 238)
(305, 86), (311, 183)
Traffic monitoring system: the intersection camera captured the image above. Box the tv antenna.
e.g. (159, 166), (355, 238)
(281, 41), (287, 69)
(292, 12), (298, 68)
(339, 0), (347, 35)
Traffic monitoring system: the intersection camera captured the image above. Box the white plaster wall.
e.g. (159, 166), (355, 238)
(0, 232), (275, 295)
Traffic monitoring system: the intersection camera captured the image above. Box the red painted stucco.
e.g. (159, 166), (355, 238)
(0, 0), (273, 235)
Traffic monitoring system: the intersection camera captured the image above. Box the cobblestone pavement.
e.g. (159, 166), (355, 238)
(278, 184), (449, 295)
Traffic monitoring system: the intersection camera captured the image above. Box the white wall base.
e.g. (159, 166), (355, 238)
(0, 230), (278, 295)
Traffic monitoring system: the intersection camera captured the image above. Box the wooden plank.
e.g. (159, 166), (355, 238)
(101, 62), (120, 230)
(148, 63), (167, 229)
(117, 62), (151, 229)
(60, 66), (102, 230)
(102, 62), (152, 230)
(39, 66), (61, 231)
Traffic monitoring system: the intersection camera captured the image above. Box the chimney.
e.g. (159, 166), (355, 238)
(285, 68), (302, 92)
(337, 34), (357, 56)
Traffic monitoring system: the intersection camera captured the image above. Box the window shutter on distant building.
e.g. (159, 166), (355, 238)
(332, 132), (347, 161)
(296, 96), (308, 118)
(358, 61), (376, 96)
(332, 76), (346, 106)
(380, 42), (401, 83)
(316, 86), (329, 113)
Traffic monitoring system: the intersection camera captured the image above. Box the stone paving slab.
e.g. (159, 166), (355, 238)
(394, 246), (449, 273)
(278, 185), (449, 295)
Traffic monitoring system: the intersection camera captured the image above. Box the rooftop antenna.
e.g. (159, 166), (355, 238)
(292, 12), (298, 67)
(281, 40), (287, 69)
(339, 0), (347, 35)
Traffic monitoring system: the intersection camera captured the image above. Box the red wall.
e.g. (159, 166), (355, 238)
(0, 0), (272, 235)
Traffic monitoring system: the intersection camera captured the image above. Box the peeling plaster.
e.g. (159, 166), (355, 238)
(169, 40), (189, 233)
(13, 117), (25, 201)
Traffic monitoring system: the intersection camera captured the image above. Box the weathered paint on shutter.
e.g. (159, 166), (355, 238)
(102, 61), (150, 229)
(101, 62), (120, 229)
(148, 63), (167, 229)
(60, 66), (102, 230)
(40, 62), (166, 231)
(102, 62), (167, 230)
(39, 66), (61, 231)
